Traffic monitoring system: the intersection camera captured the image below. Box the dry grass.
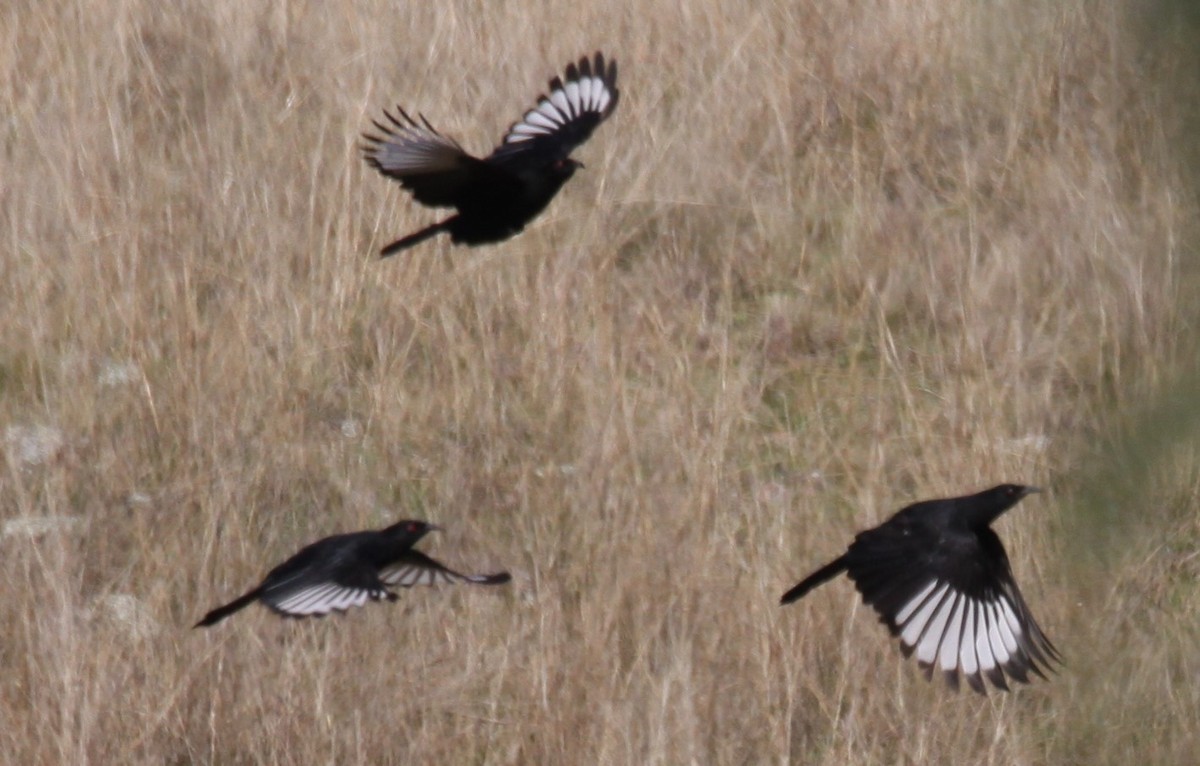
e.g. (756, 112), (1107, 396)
(2, 0), (1198, 763)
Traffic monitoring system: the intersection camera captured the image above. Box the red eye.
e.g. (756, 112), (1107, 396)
(408, 521), (420, 532)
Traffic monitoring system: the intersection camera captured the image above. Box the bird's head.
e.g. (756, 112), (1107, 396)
(383, 519), (440, 543)
(1004, 484), (1040, 498)
(972, 484), (1041, 526)
(550, 157), (583, 180)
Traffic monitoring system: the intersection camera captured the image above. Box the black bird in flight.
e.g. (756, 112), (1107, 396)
(780, 484), (1059, 693)
(195, 520), (510, 627)
(361, 52), (619, 256)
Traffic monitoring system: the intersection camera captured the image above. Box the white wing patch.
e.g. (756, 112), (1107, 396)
(899, 582), (948, 650)
(895, 580), (938, 625)
(269, 582), (382, 617)
(364, 109), (465, 174)
(379, 563), (462, 588)
(504, 74), (616, 145)
(917, 590), (958, 665)
(986, 601), (1012, 663)
(959, 603), (979, 676)
(378, 561), (507, 588)
(894, 579), (1038, 690)
(550, 90), (571, 119)
(936, 594), (964, 672)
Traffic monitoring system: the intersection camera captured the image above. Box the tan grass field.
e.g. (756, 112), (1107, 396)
(3, 0), (1199, 763)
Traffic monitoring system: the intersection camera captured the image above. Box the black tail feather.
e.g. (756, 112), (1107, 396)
(470, 571), (513, 585)
(380, 220), (450, 257)
(780, 556), (848, 605)
(194, 588), (262, 628)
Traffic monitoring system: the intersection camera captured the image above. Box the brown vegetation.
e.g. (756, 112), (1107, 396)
(1, 0), (1197, 763)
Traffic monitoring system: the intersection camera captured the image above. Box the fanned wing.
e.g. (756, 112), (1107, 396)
(259, 542), (393, 619)
(378, 550), (512, 588)
(847, 523), (1059, 693)
(361, 107), (494, 208)
(488, 52), (619, 165)
(887, 575), (1061, 693)
(266, 582), (390, 617)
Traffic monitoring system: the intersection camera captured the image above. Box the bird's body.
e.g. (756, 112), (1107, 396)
(362, 52), (619, 256)
(387, 159), (576, 250)
(781, 485), (1059, 693)
(195, 520), (510, 627)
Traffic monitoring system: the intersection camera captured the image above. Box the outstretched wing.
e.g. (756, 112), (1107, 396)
(361, 107), (498, 208)
(488, 52), (619, 166)
(259, 540), (394, 619)
(847, 522), (1060, 693)
(379, 550), (512, 588)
